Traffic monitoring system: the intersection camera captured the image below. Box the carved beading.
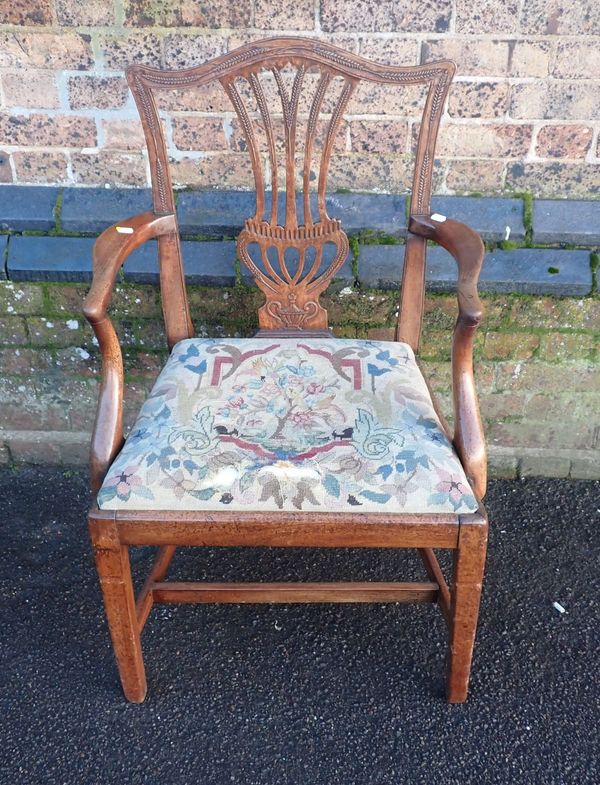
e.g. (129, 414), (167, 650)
(128, 37), (454, 331)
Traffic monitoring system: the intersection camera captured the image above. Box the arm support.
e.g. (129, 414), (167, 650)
(83, 211), (177, 492)
(409, 214), (487, 499)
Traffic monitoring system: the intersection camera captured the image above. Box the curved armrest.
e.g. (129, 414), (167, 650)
(83, 211), (177, 492)
(409, 214), (487, 499)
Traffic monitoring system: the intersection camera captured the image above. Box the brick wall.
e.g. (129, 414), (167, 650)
(1, 1), (599, 196)
(1, 278), (598, 479)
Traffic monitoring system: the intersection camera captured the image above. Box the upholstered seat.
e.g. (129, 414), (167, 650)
(98, 338), (478, 514)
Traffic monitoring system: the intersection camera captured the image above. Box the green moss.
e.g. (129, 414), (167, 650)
(499, 239), (519, 251)
(356, 229), (402, 246)
(348, 234), (360, 278)
(51, 190), (64, 235)
(521, 191), (533, 247)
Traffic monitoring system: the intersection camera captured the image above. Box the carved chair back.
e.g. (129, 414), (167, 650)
(128, 37), (454, 346)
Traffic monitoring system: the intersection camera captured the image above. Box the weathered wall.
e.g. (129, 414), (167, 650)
(1, 279), (599, 478)
(1, 1), (599, 195)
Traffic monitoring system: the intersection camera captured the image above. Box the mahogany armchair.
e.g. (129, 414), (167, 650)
(84, 37), (488, 703)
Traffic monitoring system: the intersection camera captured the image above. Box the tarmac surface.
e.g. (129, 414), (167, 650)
(0, 467), (598, 785)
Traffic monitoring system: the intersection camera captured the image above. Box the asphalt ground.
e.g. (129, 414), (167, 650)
(0, 467), (598, 785)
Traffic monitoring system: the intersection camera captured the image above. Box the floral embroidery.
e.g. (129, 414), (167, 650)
(98, 338), (479, 514)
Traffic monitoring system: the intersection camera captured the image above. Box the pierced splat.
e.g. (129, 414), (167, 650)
(127, 37), (455, 338)
(220, 64), (355, 331)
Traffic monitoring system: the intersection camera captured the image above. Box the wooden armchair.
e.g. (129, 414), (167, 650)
(84, 37), (488, 703)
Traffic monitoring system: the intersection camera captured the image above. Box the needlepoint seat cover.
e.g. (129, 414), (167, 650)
(98, 338), (478, 514)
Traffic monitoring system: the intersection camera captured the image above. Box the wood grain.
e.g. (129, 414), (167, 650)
(83, 36), (490, 704)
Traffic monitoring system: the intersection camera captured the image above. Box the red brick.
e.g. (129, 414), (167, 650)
(54, 348), (100, 379)
(71, 152), (148, 187)
(102, 120), (146, 151)
(553, 42), (600, 79)
(483, 332), (539, 360)
(163, 34), (226, 69)
(0, 283), (44, 314)
(437, 123), (532, 159)
(358, 37), (419, 65)
(448, 82), (509, 119)
(509, 40), (553, 78)
(510, 82), (600, 121)
(124, 0), (252, 27)
(171, 117), (228, 152)
(170, 153), (254, 189)
(539, 332), (597, 362)
(56, 0), (115, 24)
(422, 40), (509, 77)
(0, 348), (52, 375)
(68, 77), (129, 111)
(0, 32), (93, 70)
(320, 0), (452, 32)
(0, 0), (52, 25)
(520, 0), (600, 35)
(123, 351), (165, 378)
(327, 153), (420, 194)
(495, 361), (600, 393)
(347, 81), (428, 116)
(506, 162), (600, 198)
(490, 421), (594, 450)
(366, 327), (395, 341)
(349, 120), (408, 154)
(2, 71), (59, 109)
(0, 379), (70, 431)
(509, 298), (600, 330)
(524, 393), (600, 422)
(157, 83), (233, 113)
(445, 159), (505, 193)
(535, 125), (593, 159)
(480, 392), (526, 419)
(26, 317), (87, 347)
(13, 151), (69, 184)
(99, 33), (162, 70)
(0, 317), (28, 345)
(456, 0), (519, 33)
(255, 0), (314, 30)
(0, 113), (96, 148)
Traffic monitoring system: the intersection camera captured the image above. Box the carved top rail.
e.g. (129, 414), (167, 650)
(128, 37), (455, 331)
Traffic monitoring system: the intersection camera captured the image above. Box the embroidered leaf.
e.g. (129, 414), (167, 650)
(179, 344), (199, 360)
(367, 363), (391, 377)
(239, 472), (254, 494)
(428, 492), (448, 506)
(189, 487), (217, 500)
(323, 473), (340, 498)
(184, 358), (207, 375)
(195, 464), (209, 481)
(376, 350), (398, 366)
(360, 489), (391, 504)
(259, 477), (284, 508)
(375, 464), (393, 481)
(133, 485), (154, 500)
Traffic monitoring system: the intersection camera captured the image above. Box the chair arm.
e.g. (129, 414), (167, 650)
(408, 214), (487, 499)
(83, 211), (177, 492)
